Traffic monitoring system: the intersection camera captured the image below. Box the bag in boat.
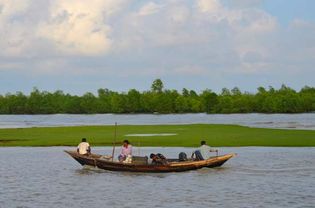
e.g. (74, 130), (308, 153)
(156, 153), (166, 160)
(150, 153), (168, 165)
(178, 152), (187, 161)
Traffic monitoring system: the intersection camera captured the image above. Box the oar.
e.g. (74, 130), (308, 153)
(138, 138), (141, 155)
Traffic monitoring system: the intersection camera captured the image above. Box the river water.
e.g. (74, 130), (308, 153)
(0, 147), (314, 208)
(0, 113), (315, 130)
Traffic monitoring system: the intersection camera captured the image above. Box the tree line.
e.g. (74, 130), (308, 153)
(0, 79), (314, 114)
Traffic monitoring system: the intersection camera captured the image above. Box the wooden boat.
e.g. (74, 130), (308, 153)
(65, 150), (236, 173)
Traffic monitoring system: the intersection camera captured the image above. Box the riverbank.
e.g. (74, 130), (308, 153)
(0, 124), (314, 147)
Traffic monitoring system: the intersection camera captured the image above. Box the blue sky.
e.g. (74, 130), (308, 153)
(0, 0), (315, 95)
(263, 0), (315, 25)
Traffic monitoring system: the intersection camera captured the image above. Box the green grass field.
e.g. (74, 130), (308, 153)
(0, 124), (314, 147)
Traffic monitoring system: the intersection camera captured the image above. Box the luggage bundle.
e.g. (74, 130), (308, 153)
(150, 153), (168, 165)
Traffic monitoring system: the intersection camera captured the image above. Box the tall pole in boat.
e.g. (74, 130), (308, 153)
(111, 122), (117, 161)
(138, 138), (140, 155)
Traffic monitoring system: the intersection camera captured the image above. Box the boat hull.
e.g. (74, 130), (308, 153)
(65, 150), (235, 173)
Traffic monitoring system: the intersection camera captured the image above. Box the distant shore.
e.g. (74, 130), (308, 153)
(0, 124), (314, 147)
(1, 81), (314, 114)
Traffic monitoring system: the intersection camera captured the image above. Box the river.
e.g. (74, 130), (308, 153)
(0, 147), (314, 208)
(0, 113), (315, 129)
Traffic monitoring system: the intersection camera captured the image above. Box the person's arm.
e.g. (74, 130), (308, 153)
(209, 148), (218, 152)
(209, 148), (218, 156)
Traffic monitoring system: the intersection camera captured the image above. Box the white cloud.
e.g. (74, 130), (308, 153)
(0, 0), (29, 18)
(37, 0), (127, 55)
(170, 5), (190, 23)
(0, 0), (314, 87)
(197, 0), (221, 13)
(0, 0), (278, 60)
(0, 0), (31, 56)
(138, 2), (164, 16)
(110, 0), (279, 75)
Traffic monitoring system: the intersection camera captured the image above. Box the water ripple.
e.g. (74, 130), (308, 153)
(0, 147), (314, 208)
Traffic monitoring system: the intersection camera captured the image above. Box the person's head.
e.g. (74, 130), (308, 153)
(150, 153), (156, 159)
(82, 138), (87, 142)
(123, 139), (129, 147)
(201, 140), (206, 145)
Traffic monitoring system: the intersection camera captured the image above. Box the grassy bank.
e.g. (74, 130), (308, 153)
(0, 124), (314, 147)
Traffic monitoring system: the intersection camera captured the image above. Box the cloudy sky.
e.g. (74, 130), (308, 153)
(0, 0), (315, 94)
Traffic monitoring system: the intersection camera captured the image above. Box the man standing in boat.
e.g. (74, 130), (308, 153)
(118, 140), (132, 162)
(77, 138), (91, 155)
(193, 140), (218, 160)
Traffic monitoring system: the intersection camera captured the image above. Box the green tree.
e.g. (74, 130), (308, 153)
(231, 87), (241, 96)
(64, 96), (83, 114)
(200, 90), (218, 113)
(126, 89), (142, 113)
(221, 88), (231, 96)
(5, 92), (27, 114)
(0, 80), (314, 114)
(110, 93), (126, 113)
(300, 86), (315, 112)
(26, 88), (43, 114)
(80, 92), (98, 113)
(175, 96), (190, 113)
(182, 88), (190, 97)
(189, 90), (198, 97)
(151, 79), (164, 93)
(97, 88), (112, 113)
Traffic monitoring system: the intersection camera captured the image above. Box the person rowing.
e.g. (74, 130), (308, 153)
(193, 140), (218, 160)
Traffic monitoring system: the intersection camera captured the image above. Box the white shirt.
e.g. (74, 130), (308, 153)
(77, 142), (90, 154)
(199, 145), (212, 159)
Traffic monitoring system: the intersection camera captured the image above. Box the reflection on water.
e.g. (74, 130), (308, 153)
(0, 113), (315, 129)
(0, 147), (314, 208)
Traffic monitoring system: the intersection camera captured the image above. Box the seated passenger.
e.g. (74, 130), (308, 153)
(118, 140), (132, 162)
(192, 140), (218, 160)
(150, 153), (168, 165)
(77, 138), (91, 155)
